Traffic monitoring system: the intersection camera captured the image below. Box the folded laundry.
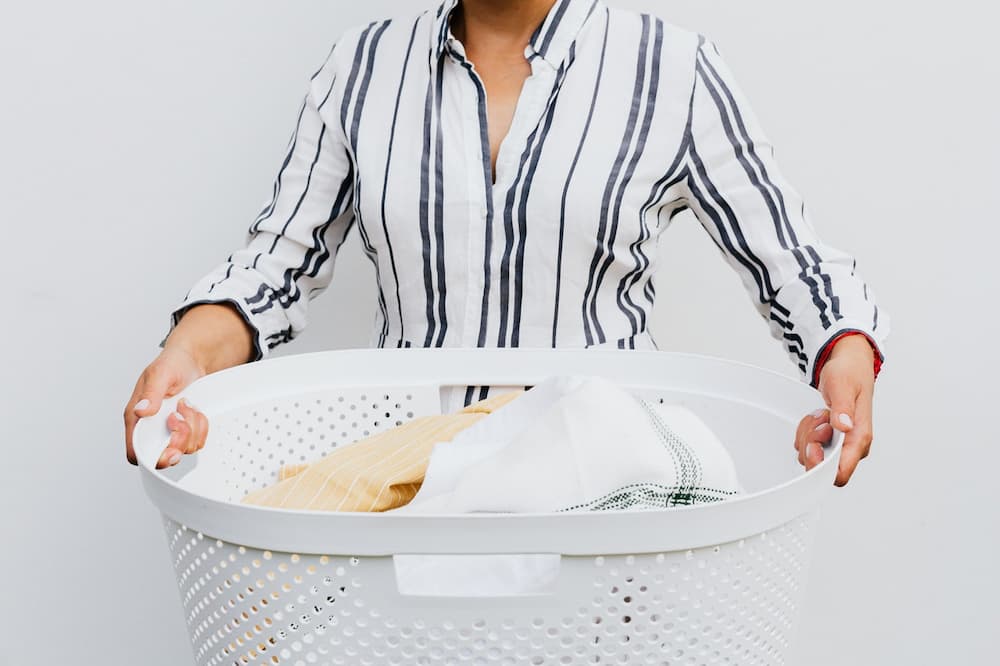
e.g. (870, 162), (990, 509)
(388, 375), (742, 597)
(390, 375), (742, 515)
(243, 375), (742, 521)
(240, 389), (523, 511)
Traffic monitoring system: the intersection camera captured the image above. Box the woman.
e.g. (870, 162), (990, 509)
(124, 0), (887, 486)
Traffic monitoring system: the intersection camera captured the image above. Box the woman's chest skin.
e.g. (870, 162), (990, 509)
(468, 49), (533, 185)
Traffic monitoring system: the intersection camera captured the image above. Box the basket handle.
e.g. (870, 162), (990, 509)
(392, 553), (563, 598)
(132, 395), (181, 471)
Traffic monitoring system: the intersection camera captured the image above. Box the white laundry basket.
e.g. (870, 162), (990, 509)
(133, 349), (842, 666)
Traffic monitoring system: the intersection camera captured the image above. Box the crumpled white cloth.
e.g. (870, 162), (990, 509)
(387, 375), (742, 596)
(393, 375), (741, 514)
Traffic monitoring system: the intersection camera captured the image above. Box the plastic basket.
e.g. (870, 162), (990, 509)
(133, 348), (842, 666)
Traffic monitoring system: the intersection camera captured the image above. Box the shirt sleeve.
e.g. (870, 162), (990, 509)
(163, 48), (356, 361)
(678, 36), (888, 385)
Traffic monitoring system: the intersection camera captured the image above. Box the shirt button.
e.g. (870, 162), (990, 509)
(480, 205), (488, 218)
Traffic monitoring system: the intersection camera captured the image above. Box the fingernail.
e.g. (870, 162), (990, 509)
(168, 453), (182, 466)
(838, 413), (854, 428)
(134, 398), (150, 412)
(806, 442), (817, 460)
(810, 408), (825, 418)
(814, 422), (827, 431)
(173, 411), (185, 422)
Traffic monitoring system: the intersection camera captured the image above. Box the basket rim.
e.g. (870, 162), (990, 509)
(135, 348), (842, 555)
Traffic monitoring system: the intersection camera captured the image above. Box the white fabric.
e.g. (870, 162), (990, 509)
(394, 375), (741, 515)
(388, 375), (741, 596)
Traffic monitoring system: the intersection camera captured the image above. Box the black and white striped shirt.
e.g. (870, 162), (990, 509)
(169, 0), (887, 389)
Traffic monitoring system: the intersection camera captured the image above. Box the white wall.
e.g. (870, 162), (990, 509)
(1, 1), (996, 664)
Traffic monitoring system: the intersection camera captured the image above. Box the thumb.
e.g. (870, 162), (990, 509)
(133, 365), (177, 418)
(823, 375), (859, 437)
(125, 362), (179, 465)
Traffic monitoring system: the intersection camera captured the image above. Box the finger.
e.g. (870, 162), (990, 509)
(176, 399), (209, 454)
(176, 398), (201, 453)
(800, 421), (831, 468)
(810, 407), (830, 426)
(813, 421), (833, 445)
(836, 439), (863, 486)
(134, 365), (175, 418)
(156, 446), (185, 470)
(797, 425), (808, 466)
(804, 440), (825, 470)
(794, 415), (810, 455)
(124, 382), (145, 465)
(794, 408), (826, 466)
(166, 409), (187, 433)
(795, 408), (828, 448)
(853, 384), (874, 460)
(794, 408), (822, 457)
(836, 386), (874, 487)
(126, 364), (178, 463)
(159, 417), (192, 466)
(157, 414), (189, 468)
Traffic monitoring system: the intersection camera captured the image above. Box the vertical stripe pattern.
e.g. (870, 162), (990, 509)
(170, 0), (887, 390)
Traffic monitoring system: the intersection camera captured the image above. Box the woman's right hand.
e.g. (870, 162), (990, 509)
(124, 346), (209, 469)
(125, 302), (255, 468)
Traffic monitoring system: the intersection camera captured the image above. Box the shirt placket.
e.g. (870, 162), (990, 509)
(489, 58), (556, 348)
(448, 53), (491, 348)
(448, 42), (557, 347)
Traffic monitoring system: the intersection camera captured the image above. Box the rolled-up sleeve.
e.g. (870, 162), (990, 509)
(164, 45), (356, 361)
(679, 36), (888, 384)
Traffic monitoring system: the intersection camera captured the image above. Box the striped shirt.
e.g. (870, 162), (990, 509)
(168, 0), (888, 395)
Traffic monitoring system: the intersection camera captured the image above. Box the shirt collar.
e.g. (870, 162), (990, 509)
(431, 0), (600, 68)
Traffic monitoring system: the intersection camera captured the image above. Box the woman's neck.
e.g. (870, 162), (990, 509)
(452, 0), (558, 58)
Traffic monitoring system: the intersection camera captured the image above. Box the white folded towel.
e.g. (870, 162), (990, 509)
(393, 375), (742, 515)
(388, 376), (742, 597)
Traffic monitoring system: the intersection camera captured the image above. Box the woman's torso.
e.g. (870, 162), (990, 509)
(314, 0), (700, 352)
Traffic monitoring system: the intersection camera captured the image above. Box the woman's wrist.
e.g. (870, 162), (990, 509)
(828, 333), (875, 364)
(812, 330), (882, 387)
(163, 303), (256, 375)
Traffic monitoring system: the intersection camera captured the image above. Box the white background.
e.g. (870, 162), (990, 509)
(1, 1), (997, 664)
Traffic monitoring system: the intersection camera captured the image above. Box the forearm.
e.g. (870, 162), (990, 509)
(163, 303), (256, 374)
(681, 37), (888, 381)
(160, 56), (356, 362)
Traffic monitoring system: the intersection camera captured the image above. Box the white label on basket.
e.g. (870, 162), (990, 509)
(393, 554), (561, 597)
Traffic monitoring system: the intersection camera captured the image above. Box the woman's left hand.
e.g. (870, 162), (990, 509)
(794, 334), (877, 486)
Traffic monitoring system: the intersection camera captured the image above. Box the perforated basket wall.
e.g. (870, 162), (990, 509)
(164, 511), (819, 666)
(155, 384), (822, 666)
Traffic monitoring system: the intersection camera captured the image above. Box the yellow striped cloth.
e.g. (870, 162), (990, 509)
(240, 390), (523, 512)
